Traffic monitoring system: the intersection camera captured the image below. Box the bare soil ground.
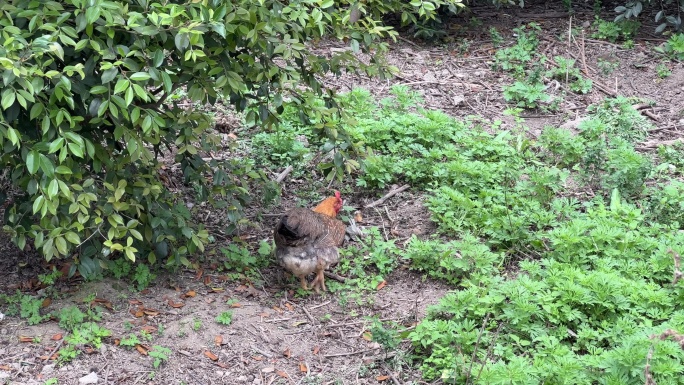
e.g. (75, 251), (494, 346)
(1, 2), (683, 384)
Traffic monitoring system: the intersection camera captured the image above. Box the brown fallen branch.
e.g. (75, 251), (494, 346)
(635, 138), (684, 151)
(364, 185), (410, 209)
(274, 166), (293, 183)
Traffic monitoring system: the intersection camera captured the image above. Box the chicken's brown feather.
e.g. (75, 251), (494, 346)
(274, 204), (346, 292)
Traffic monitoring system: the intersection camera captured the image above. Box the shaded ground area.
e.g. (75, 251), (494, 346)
(1, 1), (683, 384)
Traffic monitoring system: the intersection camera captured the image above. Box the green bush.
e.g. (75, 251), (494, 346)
(0, 0), (395, 273)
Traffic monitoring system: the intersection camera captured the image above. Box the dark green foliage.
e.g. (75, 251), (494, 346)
(0, 0), (396, 273)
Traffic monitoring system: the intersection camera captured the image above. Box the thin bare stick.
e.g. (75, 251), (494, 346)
(309, 300), (331, 310)
(275, 166), (293, 183)
(466, 313), (490, 384)
(644, 347), (655, 385)
(364, 185), (410, 209)
(263, 317), (293, 323)
(302, 307), (315, 324)
(670, 249), (682, 285)
(381, 362), (403, 385)
(323, 349), (376, 358)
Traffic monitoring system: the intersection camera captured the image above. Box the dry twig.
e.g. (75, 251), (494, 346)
(364, 185), (410, 209)
(275, 166), (293, 183)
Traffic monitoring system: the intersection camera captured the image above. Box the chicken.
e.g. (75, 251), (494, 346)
(274, 191), (346, 293)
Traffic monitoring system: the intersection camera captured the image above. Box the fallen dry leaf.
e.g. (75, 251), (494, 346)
(214, 335), (223, 346)
(142, 308), (160, 316)
(92, 297), (113, 310)
(261, 366), (274, 373)
(283, 348), (291, 358)
(299, 362), (308, 372)
(376, 375), (390, 381)
(208, 287), (224, 293)
(195, 269), (204, 280)
(312, 346), (320, 355)
(129, 299), (143, 305)
(230, 302), (242, 308)
(135, 345), (149, 355)
(203, 276), (212, 285)
(376, 280), (387, 291)
(276, 370), (288, 378)
(51, 334), (63, 341)
(141, 325), (157, 334)
(354, 212), (363, 223)
(362, 332), (372, 341)
(41, 298), (52, 308)
(284, 303), (294, 311)
(204, 351), (219, 361)
(0, 365), (11, 371)
(167, 300), (185, 308)
(18, 336), (34, 343)
(183, 290), (197, 298)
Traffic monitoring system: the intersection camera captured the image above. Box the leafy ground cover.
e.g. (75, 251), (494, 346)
(2, 3), (684, 384)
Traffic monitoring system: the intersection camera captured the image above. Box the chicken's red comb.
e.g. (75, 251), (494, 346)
(334, 191), (341, 200)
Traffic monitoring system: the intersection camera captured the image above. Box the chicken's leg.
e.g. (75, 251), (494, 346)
(310, 269), (326, 293)
(299, 276), (309, 291)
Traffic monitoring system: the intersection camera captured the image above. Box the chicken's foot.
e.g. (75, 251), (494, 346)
(310, 269), (326, 293)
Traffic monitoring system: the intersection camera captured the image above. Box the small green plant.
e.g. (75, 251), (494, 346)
(602, 140), (652, 197)
(149, 345), (172, 368)
(592, 18), (640, 42)
(538, 126), (586, 168)
(406, 235), (504, 285)
(503, 81), (552, 109)
(215, 311), (233, 325)
(58, 306), (86, 331)
(119, 334), (141, 348)
(645, 180), (684, 227)
(585, 96), (653, 144)
(656, 63), (672, 78)
(597, 56), (620, 75)
(548, 56), (593, 94)
(140, 330), (153, 342)
(220, 243), (266, 279)
(370, 320), (400, 352)
(192, 318), (202, 331)
(489, 27), (504, 47)
(132, 264), (156, 291)
(336, 227), (400, 294)
(59, 322), (112, 363)
(655, 33), (684, 60)
(494, 24), (541, 78)
(20, 294), (46, 325)
(123, 321), (133, 331)
(38, 269), (62, 286)
(42, 379), (58, 385)
(108, 257), (133, 279)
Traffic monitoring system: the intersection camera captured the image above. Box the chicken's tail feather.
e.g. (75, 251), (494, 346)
(276, 215), (299, 240)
